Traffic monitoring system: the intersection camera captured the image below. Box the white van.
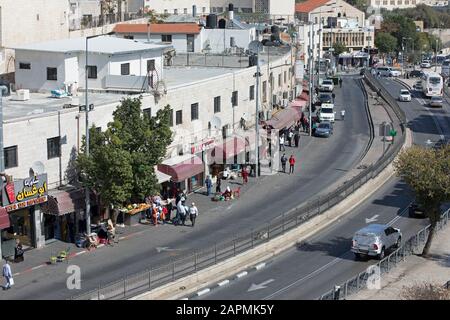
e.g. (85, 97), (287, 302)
(318, 103), (335, 122)
(421, 71), (443, 97)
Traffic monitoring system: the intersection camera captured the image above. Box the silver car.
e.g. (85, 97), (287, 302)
(351, 224), (402, 260)
(429, 96), (443, 107)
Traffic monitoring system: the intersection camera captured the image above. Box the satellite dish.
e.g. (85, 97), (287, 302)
(248, 40), (263, 55)
(31, 161), (45, 175)
(210, 116), (222, 130)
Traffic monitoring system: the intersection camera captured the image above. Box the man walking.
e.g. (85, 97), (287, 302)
(2, 259), (13, 290)
(294, 132), (300, 147)
(280, 153), (287, 173)
(332, 92), (336, 103)
(288, 130), (294, 147)
(205, 175), (212, 196)
(279, 134), (285, 151)
(189, 203), (198, 227)
(339, 78), (343, 88)
(341, 109), (345, 121)
(289, 154), (296, 174)
(176, 199), (187, 226)
(216, 177), (222, 193)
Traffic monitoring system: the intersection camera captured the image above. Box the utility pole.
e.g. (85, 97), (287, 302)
(309, 22), (313, 136)
(0, 85), (8, 260)
(435, 38), (438, 72)
(85, 36), (91, 235)
(255, 44), (261, 177)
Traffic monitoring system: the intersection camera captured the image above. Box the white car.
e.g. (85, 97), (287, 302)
(352, 224), (402, 260)
(398, 89), (411, 101)
(389, 68), (402, 77)
(421, 60), (431, 68)
(319, 79), (334, 92)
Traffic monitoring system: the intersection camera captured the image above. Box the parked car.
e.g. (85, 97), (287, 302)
(376, 66), (392, 77)
(433, 138), (450, 150)
(408, 201), (426, 218)
(398, 89), (412, 102)
(351, 224), (402, 260)
(317, 93), (333, 105)
(389, 68), (402, 77)
(314, 121), (333, 137)
(409, 70), (424, 78)
(319, 79), (334, 92)
(414, 80), (423, 91)
(429, 95), (443, 107)
(421, 60), (432, 68)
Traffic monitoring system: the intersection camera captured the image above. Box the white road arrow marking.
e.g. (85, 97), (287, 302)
(156, 247), (179, 253)
(365, 214), (379, 224)
(247, 279), (275, 292)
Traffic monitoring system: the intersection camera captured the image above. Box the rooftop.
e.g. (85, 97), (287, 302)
(13, 36), (172, 55)
(295, 0), (332, 13)
(114, 23), (202, 35)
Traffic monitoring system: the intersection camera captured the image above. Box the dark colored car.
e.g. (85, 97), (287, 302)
(317, 93), (333, 105)
(433, 138), (450, 150)
(314, 121), (333, 137)
(408, 201), (426, 218)
(409, 70), (423, 78)
(360, 68), (366, 75)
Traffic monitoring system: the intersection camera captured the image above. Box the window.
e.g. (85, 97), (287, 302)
(202, 7), (206, 13)
(187, 34), (195, 52)
(164, 9), (168, 14)
(383, 0), (387, 4)
(47, 136), (61, 159)
(232, 91), (238, 106)
(262, 81), (267, 102)
(214, 96), (221, 113)
(47, 67), (57, 81)
(124, 35), (134, 40)
(143, 108), (151, 118)
(162, 34), (172, 43)
(284, 71), (287, 84)
(397, 0), (402, 4)
(390, 0), (395, 4)
(241, 7), (252, 13)
(217, 7), (224, 13)
(184, 8), (187, 14)
(36, 14), (39, 21)
(176, 110), (183, 125)
(4, 146), (18, 169)
(405, 0), (409, 3)
(169, 109), (174, 126)
(147, 59), (155, 72)
(174, 9), (178, 15)
(249, 85), (255, 101)
(19, 62), (31, 70)
(87, 65), (97, 79)
(278, 74), (282, 87)
(191, 103), (199, 120)
(121, 63), (130, 75)
(95, 127), (102, 133)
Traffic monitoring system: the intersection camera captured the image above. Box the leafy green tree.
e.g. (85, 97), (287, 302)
(381, 14), (418, 51)
(375, 32), (398, 55)
(332, 42), (347, 56)
(393, 145), (450, 256)
(344, 0), (368, 13)
(77, 97), (173, 208)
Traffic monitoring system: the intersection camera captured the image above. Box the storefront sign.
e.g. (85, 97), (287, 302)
(1, 174), (48, 211)
(191, 139), (215, 154)
(3, 196), (48, 212)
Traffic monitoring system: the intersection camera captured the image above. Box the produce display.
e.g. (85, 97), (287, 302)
(120, 203), (151, 215)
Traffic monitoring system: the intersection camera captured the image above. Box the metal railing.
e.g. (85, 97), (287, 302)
(319, 209), (450, 300)
(71, 71), (406, 300)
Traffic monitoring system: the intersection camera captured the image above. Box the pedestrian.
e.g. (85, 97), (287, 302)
(289, 154), (296, 174)
(294, 132), (300, 147)
(312, 121), (317, 135)
(288, 130), (294, 147)
(332, 92), (336, 103)
(241, 166), (249, 184)
(14, 240), (24, 263)
(166, 198), (174, 222)
(279, 134), (285, 151)
(189, 203), (199, 227)
(205, 175), (212, 196)
(176, 199), (187, 226)
(341, 109), (345, 121)
(2, 259), (13, 290)
(339, 78), (343, 88)
(280, 153), (287, 173)
(301, 118), (307, 132)
(216, 176), (222, 193)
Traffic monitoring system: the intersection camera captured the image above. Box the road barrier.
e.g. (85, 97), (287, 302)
(318, 209), (450, 300)
(71, 71), (407, 300)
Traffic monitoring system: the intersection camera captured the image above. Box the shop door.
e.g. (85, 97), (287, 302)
(187, 34), (195, 52)
(44, 214), (56, 242)
(9, 209), (34, 247)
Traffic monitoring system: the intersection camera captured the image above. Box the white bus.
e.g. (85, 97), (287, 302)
(441, 59), (450, 78)
(421, 72), (443, 97)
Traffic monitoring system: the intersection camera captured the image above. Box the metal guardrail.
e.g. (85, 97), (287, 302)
(319, 209), (450, 300)
(71, 71), (406, 300)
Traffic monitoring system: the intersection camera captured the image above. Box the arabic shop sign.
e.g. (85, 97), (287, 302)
(2, 174), (48, 211)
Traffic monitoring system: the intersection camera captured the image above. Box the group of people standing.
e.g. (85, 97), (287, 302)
(279, 127), (300, 151)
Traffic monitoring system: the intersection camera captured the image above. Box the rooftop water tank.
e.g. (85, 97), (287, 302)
(206, 14), (217, 29)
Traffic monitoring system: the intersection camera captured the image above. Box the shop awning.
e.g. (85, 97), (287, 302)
(158, 154), (204, 183)
(0, 207), (10, 229)
(265, 107), (302, 130)
(156, 170), (172, 184)
(298, 91), (309, 101)
(212, 136), (246, 160)
(41, 189), (86, 216)
(290, 99), (307, 108)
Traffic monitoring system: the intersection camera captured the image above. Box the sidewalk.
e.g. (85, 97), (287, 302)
(0, 75), (398, 299)
(349, 225), (450, 300)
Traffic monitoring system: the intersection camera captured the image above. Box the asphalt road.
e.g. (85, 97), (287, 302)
(194, 74), (449, 300)
(1, 76), (371, 299)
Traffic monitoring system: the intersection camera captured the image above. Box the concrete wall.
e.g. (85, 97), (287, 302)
(3, 51), (293, 188)
(268, 0), (295, 16)
(201, 28), (256, 53)
(309, 0), (365, 28)
(147, 0), (210, 14)
(122, 33), (203, 53)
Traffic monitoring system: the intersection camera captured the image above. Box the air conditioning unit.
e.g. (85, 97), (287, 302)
(16, 89), (30, 101)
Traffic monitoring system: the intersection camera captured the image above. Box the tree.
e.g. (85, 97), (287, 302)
(381, 14), (418, 51)
(77, 97), (173, 208)
(393, 145), (450, 256)
(332, 42), (347, 56)
(146, 9), (167, 24)
(344, 0), (368, 13)
(375, 32), (398, 56)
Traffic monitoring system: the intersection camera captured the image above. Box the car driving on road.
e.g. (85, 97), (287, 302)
(421, 60), (432, 68)
(409, 70), (423, 78)
(351, 224), (402, 260)
(316, 93), (333, 106)
(408, 201), (426, 218)
(429, 95), (443, 107)
(389, 68), (402, 77)
(398, 89), (412, 102)
(314, 121), (333, 137)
